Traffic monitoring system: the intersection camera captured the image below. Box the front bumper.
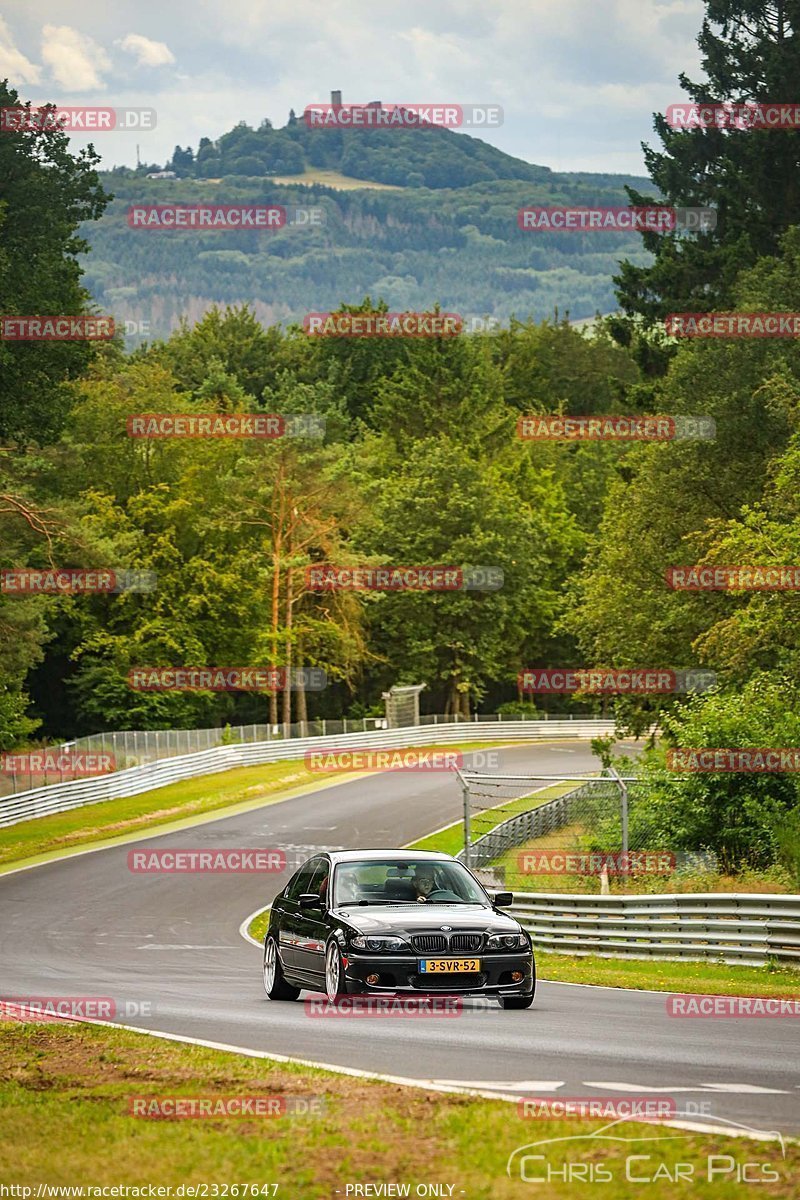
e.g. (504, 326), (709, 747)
(343, 950), (534, 995)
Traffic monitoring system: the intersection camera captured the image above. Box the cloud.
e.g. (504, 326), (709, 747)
(41, 24), (111, 90)
(0, 16), (41, 85)
(116, 33), (175, 68)
(8, 0), (707, 173)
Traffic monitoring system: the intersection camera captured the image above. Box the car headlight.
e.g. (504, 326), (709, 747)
(486, 933), (528, 949)
(350, 935), (409, 952)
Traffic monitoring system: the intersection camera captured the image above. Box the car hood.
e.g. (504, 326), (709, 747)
(330, 903), (522, 936)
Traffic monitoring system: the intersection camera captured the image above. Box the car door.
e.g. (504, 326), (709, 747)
(292, 857), (331, 983)
(278, 858), (324, 972)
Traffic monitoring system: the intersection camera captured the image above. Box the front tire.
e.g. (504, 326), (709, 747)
(263, 935), (300, 1001)
(325, 939), (347, 1001)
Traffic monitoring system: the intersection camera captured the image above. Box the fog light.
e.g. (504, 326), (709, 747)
(366, 973), (380, 985)
(511, 971), (523, 983)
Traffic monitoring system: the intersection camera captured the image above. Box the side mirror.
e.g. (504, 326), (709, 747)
(493, 891), (513, 907)
(298, 893), (321, 910)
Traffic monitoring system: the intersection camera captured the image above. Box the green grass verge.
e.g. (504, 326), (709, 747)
(1, 1021), (796, 1197)
(536, 951), (800, 996)
(492, 821), (796, 895)
(249, 909), (271, 943)
(0, 740), (516, 873)
(407, 781), (576, 856)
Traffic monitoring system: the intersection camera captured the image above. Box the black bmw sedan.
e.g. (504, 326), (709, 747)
(262, 849), (535, 1009)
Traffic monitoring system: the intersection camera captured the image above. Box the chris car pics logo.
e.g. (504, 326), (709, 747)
(507, 1114), (785, 1184)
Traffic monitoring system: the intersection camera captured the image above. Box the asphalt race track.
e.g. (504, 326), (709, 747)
(1, 742), (797, 1136)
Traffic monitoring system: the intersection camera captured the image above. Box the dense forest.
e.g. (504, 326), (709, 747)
(82, 169), (653, 340)
(4, 2), (800, 873)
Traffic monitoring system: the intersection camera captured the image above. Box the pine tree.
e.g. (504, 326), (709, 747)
(615, 1), (800, 323)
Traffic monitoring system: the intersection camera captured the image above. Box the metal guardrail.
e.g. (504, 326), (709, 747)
(0, 710), (605, 795)
(509, 891), (800, 965)
(0, 719), (618, 828)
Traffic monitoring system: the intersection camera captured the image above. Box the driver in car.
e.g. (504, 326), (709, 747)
(412, 866), (461, 902)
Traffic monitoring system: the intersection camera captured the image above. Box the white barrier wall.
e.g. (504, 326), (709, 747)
(0, 719), (617, 828)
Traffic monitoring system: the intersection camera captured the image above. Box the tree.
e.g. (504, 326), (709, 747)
(567, 234), (800, 730)
(0, 470), (62, 744)
(616, 1), (800, 322)
(0, 81), (111, 443)
(170, 145), (194, 173)
(352, 437), (578, 713)
(633, 676), (800, 873)
(150, 305), (285, 401)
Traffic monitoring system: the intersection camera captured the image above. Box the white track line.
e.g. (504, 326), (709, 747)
(239, 905), (266, 948)
(0, 1005), (791, 1143)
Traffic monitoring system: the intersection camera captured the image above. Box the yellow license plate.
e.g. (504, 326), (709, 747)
(419, 958), (481, 973)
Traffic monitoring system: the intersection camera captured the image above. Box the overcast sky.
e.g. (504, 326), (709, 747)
(0, 0), (706, 175)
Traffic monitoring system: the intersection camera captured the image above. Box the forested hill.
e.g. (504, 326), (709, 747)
(84, 113), (652, 341)
(162, 108), (559, 188)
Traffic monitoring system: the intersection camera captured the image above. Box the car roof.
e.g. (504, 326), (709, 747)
(325, 849), (457, 865)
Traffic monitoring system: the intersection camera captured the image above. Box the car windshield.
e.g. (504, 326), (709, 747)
(332, 858), (488, 906)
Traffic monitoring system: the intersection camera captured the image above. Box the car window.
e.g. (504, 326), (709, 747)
(308, 859), (330, 906)
(286, 857), (324, 900)
(332, 859), (489, 905)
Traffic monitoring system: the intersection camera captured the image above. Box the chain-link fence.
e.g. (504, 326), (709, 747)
(0, 710), (602, 797)
(457, 770), (716, 893)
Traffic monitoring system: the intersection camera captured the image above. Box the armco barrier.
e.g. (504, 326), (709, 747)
(509, 891), (800, 965)
(0, 720), (617, 828)
(0, 711), (608, 794)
